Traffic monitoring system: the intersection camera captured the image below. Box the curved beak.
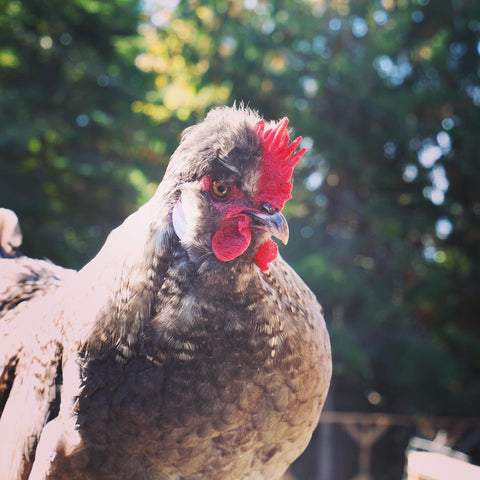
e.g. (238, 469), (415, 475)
(244, 209), (290, 245)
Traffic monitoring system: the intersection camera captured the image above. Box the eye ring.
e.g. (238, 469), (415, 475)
(211, 181), (231, 199)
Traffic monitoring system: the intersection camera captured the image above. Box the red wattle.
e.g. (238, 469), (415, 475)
(255, 239), (278, 273)
(212, 214), (252, 262)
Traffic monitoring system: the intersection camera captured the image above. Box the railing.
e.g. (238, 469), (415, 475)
(312, 411), (480, 480)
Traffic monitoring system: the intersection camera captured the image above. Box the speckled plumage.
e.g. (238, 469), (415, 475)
(0, 106), (331, 480)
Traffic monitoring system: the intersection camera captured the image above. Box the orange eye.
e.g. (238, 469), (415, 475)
(212, 181), (231, 198)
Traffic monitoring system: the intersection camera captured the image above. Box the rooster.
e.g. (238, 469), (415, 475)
(0, 208), (22, 258)
(0, 106), (331, 480)
(0, 208), (75, 315)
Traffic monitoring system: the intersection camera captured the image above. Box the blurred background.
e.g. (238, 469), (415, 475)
(0, 0), (479, 478)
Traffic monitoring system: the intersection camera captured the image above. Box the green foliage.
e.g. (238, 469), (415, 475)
(137, 0), (480, 416)
(0, 0), (161, 267)
(1, 0), (479, 421)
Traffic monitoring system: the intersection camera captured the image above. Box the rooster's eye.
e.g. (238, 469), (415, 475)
(211, 181), (231, 199)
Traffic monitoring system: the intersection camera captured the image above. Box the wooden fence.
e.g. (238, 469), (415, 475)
(302, 411), (480, 480)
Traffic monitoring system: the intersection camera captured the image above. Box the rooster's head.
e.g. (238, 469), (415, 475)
(166, 106), (305, 273)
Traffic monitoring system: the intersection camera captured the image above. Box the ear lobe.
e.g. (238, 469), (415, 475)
(172, 197), (187, 241)
(211, 215), (252, 262)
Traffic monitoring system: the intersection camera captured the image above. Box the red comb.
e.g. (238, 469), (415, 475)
(254, 118), (306, 211)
